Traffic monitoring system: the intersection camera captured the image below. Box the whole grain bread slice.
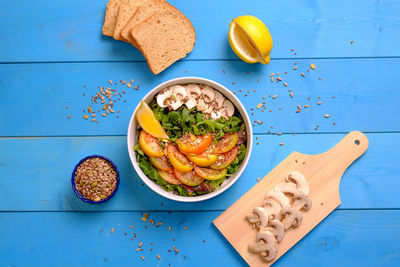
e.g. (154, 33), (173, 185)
(130, 7), (195, 74)
(102, 0), (124, 37)
(120, 0), (167, 44)
(113, 0), (141, 41)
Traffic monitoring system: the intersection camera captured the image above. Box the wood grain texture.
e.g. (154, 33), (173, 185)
(0, 133), (398, 212)
(1, 58), (400, 136)
(214, 132), (369, 266)
(0, 210), (399, 267)
(0, 0), (400, 62)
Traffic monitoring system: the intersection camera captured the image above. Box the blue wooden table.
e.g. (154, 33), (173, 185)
(1, 0), (400, 266)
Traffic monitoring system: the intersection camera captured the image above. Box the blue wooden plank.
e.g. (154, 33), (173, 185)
(1, 58), (399, 136)
(0, 210), (399, 266)
(0, 133), (398, 211)
(0, 0), (400, 62)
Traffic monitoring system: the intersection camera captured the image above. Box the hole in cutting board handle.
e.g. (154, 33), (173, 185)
(355, 140), (360, 145)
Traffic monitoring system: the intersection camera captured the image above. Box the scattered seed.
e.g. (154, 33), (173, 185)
(293, 66), (298, 70)
(276, 77), (282, 82)
(257, 103), (263, 109)
(83, 114), (89, 120)
(304, 105), (309, 108)
(129, 225), (134, 229)
(157, 255), (161, 260)
(109, 80), (112, 85)
(141, 256), (145, 261)
(257, 120), (263, 125)
(277, 133), (282, 136)
(283, 82), (288, 87)
(91, 114), (96, 117)
(301, 73), (305, 77)
(101, 113), (107, 117)
(138, 242), (143, 247)
(272, 95), (278, 99)
(324, 114), (330, 118)
(184, 227), (188, 230)
(111, 228), (114, 234)
(270, 77), (274, 82)
(310, 64), (316, 70)
(290, 92), (294, 98)
(351, 40), (354, 44)
(279, 143), (285, 146)
(91, 118), (96, 122)
(317, 102), (322, 105)
(127, 82), (132, 88)
(168, 226), (172, 231)
(270, 73), (274, 77)
(257, 177), (261, 182)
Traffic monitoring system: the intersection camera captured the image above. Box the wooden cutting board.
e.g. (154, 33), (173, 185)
(213, 131), (369, 266)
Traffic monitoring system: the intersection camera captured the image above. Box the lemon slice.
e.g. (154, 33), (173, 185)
(228, 15), (273, 64)
(136, 100), (169, 139)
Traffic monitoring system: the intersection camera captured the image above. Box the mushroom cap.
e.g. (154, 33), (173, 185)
(261, 219), (285, 242)
(265, 188), (290, 209)
(280, 207), (303, 230)
(256, 231), (278, 261)
(286, 171), (309, 195)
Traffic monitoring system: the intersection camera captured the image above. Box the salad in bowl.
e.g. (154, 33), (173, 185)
(127, 77), (252, 202)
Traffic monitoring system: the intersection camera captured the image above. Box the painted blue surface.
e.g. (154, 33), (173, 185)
(1, 0), (400, 266)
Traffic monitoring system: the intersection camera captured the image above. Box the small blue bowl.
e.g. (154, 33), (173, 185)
(71, 155), (120, 204)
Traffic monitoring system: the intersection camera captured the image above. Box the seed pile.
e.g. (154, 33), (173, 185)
(74, 157), (117, 201)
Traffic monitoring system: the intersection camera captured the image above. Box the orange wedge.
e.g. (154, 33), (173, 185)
(136, 100), (169, 139)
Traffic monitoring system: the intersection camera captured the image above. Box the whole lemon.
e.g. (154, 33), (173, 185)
(228, 15), (273, 64)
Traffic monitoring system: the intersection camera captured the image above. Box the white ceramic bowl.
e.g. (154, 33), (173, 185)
(127, 77), (253, 202)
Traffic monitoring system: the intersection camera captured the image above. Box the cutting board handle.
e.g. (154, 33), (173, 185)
(319, 131), (369, 176)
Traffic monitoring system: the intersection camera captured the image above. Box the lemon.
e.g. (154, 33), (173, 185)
(136, 100), (169, 139)
(228, 15), (273, 64)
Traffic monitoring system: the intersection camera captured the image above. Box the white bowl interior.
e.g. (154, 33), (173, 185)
(127, 77), (253, 202)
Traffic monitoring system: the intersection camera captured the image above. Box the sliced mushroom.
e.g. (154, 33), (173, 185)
(184, 98), (197, 109)
(260, 220), (285, 242)
(220, 99), (235, 119)
(169, 85), (187, 110)
(185, 84), (201, 98)
(196, 98), (206, 111)
(265, 188), (290, 209)
(210, 110), (222, 120)
(248, 231), (278, 261)
(156, 89), (172, 108)
(262, 198), (281, 221)
(286, 171), (309, 195)
(275, 182), (303, 196)
(184, 84), (201, 109)
(213, 91), (225, 109)
(253, 207), (270, 229)
(201, 86), (216, 103)
(280, 207), (303, 230)
(292, 192), (312, 211)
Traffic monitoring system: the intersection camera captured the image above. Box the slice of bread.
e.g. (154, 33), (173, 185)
(113, 0), (139, 41)
(102, 0), (124, 37)
(130, 7), (195, 74)
(120, 0), (167, 44)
